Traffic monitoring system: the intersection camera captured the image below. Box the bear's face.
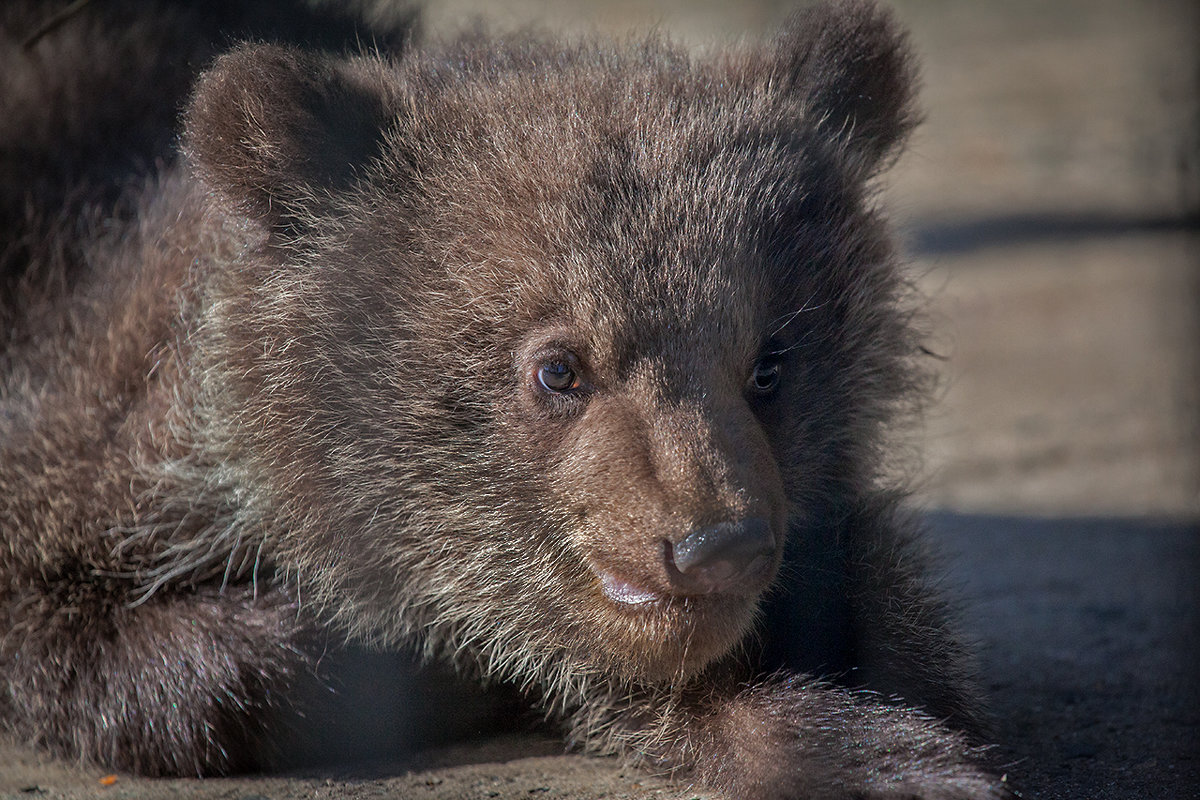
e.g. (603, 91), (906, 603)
(184, 18), (917, 684)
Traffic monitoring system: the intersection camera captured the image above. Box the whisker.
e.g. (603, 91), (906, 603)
(769, 292), (826, 338)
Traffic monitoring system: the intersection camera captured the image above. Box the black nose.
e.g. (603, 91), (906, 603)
(666, 518), (776, 595)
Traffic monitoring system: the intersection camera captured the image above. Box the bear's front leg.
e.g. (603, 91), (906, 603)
(765, 497), (992, 735)
(0, 576), (309, 776)
(571, 672), (1009, 800)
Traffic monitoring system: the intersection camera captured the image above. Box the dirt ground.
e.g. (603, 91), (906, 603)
(2, 1), (1197, 798)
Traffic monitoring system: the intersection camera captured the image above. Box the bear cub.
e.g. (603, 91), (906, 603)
(0, 1), (1010, 797)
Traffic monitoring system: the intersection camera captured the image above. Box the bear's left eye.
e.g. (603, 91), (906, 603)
(749, 356), (782, 394)
(537, 361), (580, 393)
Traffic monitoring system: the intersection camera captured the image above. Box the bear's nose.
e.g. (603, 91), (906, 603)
(665, 518), (775, 595)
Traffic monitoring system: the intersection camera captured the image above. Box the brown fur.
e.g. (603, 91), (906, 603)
(1, 1), (1011, 796)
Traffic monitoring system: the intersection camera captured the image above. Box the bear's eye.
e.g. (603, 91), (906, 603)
(537, 361), (580, 393)
(749, 357), (782, 394)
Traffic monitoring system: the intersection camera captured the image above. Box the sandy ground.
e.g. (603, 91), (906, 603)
(2, 1), (1198, 798)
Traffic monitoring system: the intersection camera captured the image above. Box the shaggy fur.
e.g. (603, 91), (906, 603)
(1, 1), (1011, 796)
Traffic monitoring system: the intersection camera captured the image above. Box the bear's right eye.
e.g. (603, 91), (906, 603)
(537, 362), (580, 393)
(749, 355), (782, 395)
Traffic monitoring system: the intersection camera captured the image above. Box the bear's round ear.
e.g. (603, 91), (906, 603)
(773, 0), (918, 176)
(184, 43), (395, 228)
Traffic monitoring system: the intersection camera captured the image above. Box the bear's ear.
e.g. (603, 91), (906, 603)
(184, 43), (395, 227)
(773, 0), (918, 175)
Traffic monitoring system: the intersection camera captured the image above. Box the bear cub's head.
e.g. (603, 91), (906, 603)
(183, 0), (918, 686)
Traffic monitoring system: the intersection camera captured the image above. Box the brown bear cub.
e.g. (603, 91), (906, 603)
(1, 1), (1009, 797)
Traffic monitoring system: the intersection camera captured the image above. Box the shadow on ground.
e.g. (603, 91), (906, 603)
(927, 513), (1200, 800)
(3, 514), (1196, 799)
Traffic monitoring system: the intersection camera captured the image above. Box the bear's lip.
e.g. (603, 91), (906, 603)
(598, 571), (662, 606)
(594, 563), (774, 607)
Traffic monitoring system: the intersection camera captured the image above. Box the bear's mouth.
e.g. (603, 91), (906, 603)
(592, 562), (774, 609)
(597, 571), (662, 606)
